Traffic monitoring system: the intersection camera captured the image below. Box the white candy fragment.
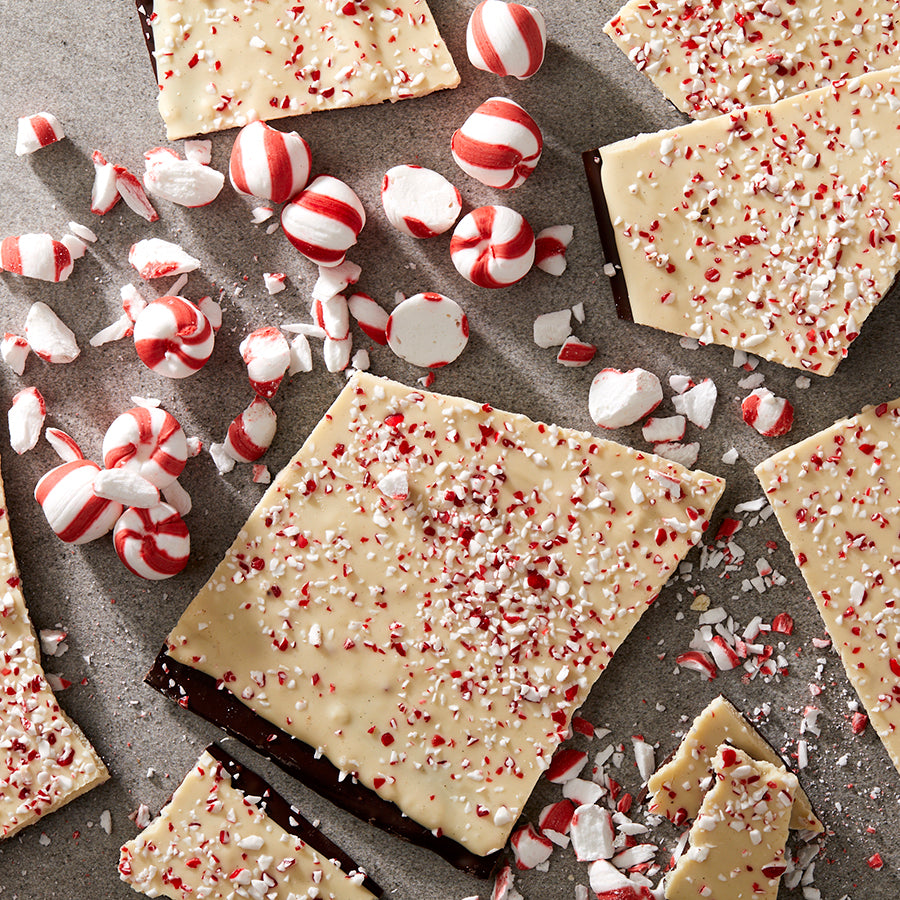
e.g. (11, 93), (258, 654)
(312, 260), (361, 302)
(162, 478), (192, 517)
(24, 302), (80, 363)
(534, 225), (574, 276)
(377, 469), (409, 500)
(0, 234), (74, 282)
(90, 314), (133, 347)
(239, 327), (290, 398)
(209, 442), (236, 475)
(252, 465), (271, 484)
(323, 335), (353, 373)
(653, 441), (700, 468)
(288, 333), (313, 374)
(129, 239), (201, 279)
(39, 628), (68, 657)
(93, 469), (161, 508)
(721, 447), (739, 465)
(669, 373), (693, 394)
(143, 149), (225, 207)
(61, 234), (87, 260)
(570, 804), (615, 861)
(251, 206), (274, 224)
(45, 427), (83, 461)
(8, 387), (45, 454)
(672, 378), (717, 429)
(224, 397), (277, 463)
(588, 860), (647, 897)
(642, 415), (686, 443)
(632, 736), (655, 783)
(183, 140), (211, 165)
(386, 292), (469, 368)
(313, 294), (350, 340)
(264, 272), (287, 294)
(91, 150), (120, 214)
(347, 292), (389, 345)
(589, 368), (662, 429)
(350, 348), (370, 372)
(67, 221), (97, 243)
(381, 165), (462, 237)
(1, 333), (29, 374)
(533, 309), (571, 348)
(197, 296), (222, 331)
(15, 112), (65, 155)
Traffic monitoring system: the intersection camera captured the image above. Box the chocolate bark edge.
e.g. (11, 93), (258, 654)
(146, 647), (502, 879)
(581, 149), (634, 323)
(134, 0), (157, 81)
(204, 744), (382, 897)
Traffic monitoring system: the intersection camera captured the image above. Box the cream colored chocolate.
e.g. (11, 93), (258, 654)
(665, 745), (796, 900)
(648, 695), (820, 833)
(149, 0), (460, 139)
(606, 0), (900, 119)
(599, 66), (900, 375)
(756, 398), (900, 772)
(119, 749), (374, 900)
(167, 373), (725, 856)
(0, 461), (108, 839)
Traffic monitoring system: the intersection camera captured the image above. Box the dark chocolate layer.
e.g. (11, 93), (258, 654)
(146, 648), (502, 879)
(204, 743), (382, 897)
(134, 0), (157, 80)
(582, 149), (634, 322)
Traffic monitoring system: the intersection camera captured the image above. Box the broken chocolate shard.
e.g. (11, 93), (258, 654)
(134, 0), (157, 81)
(581, 149), (633, 323)
(145, 648), (502, 879)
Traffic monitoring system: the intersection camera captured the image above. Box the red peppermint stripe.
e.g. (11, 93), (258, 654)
(508, 3), (545, 76)
(451, 206), (534, 288)
(0, 236), (22, 274)
(452, 102), (540, 180)
(135, 297), (213, 372)
(470, 5), (508, 75)
(114, 507), (189, 578)
(30, 115), (59, 148)
(35, 460), (115, 543)
(295, 191), (364, 238)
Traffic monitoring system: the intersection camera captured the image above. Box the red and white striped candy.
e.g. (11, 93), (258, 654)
(1, 333), (29, 374)
(45, 427), (84, 462)
(556, 337), (596, 367)
(281, 175), (366, 268)
(8, 387), (45, 454)
(229, 121), (311, 204)
(224, 397), (277, 463)
(102, 406), (187, 490)
(466, 0), (546, 79)
(386, 292), (469, 368)
(510, 823), (553, 870)
(143, 149), (225, 207)
(451, 98), (542, 190)
(129, 238), (201, 280)
(91, 150), (120, 214)
(381, 165), (461, 238)
(742, 387), (794, 436)
(535, 225), (574, 275)
(450, 205), (534, 288)
(35, 459), (124, 544)
(114, 164), (159, 222)
(313, 293), (350, 341)
(0, 234), (74, 282)
(15, 112), (65, 156)
(240, 326), (290, 398)
(347, 293), (389, 345)
(133, 295), (215, 378)
(113, 503), (190, 580)
(24, 302), (80, 363)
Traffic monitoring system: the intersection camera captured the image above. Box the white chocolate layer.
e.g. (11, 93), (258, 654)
(606, 0), (900, 119)
(149, 0), (460, 139)
(648, 694), (820, 832)
(665, 745), (797, 900)
(166, 373), (725, 856)
(0, 459), (108, 840)
(119, 749), (374, 900)
(599, 66), (900, 375)
(756, 398), (900, 772)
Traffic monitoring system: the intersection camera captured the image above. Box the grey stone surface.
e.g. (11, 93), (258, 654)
(0, 1), (897, 898)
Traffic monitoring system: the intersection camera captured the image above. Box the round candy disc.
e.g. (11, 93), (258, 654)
(386, 292), (469, 368)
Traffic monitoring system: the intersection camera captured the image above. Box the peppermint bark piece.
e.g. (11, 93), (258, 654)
(161, 373), (725, 860)
(0, 458), (108, 839)
(665, 745), (796, 900)
(756, 398), (900, 771)
(605, 0), (900, 119)
(591, 66), (900, 375)
(648, 695), (821, 833)
(141, 0), (460, 139)
(119, 747), (378, 900)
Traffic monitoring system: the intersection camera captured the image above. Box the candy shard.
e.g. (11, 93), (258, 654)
(24, 302), (80, 363)
(347, 293), (389, 345)
(533, 309), (571, 348)
(35, 459), (124, 544)
(229, 120), (311, 203)
(102, 407), (188, 490)
(672, 378), (717, 429)
(381, 165), (462, 238)
(466, 0), (547, 79)
(8, 388), (45, 455)
(133, 295), (215, 378)
(281, 175), (366, 268)
(288, 333), (313, 375)
(143, 153), (225, 207)
(114, 164), (159, 222)
(45, 427), (84, 462)
(239, 327), (291, 398)
(450, 205), (535, 288)
(0, 234), (74, 283)
(588, 368), (663, 429)
(535, 225), (574, 276)
(15, 112), (65, 155)
(113, 503), (190, 580)
(386, 292), (469, 368)
(556, 337), (596, 367)
(742, 388), (794, 436)
(129, 238), (201, 279)
(313, 260), (361, 303)
(451, 97), (542, 190)
(90, 150), (120, 214)
(1, 333), (29, 375)
(323, 335), (353, 373)
(224, 397), (277, 463)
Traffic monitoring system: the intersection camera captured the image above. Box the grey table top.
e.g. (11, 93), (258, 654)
(0, 1), (898, 898)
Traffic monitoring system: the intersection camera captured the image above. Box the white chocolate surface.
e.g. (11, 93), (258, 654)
(167, 373), (725, 856)
(149, 0), (460, 139)
(0, 461), (108, 840)
(665, 744), (797, 900)
(606, 0), (900, 119)
(756, 398), (900, 772)
(600, 66), (900, 375)
(119, 749), (375, 900)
